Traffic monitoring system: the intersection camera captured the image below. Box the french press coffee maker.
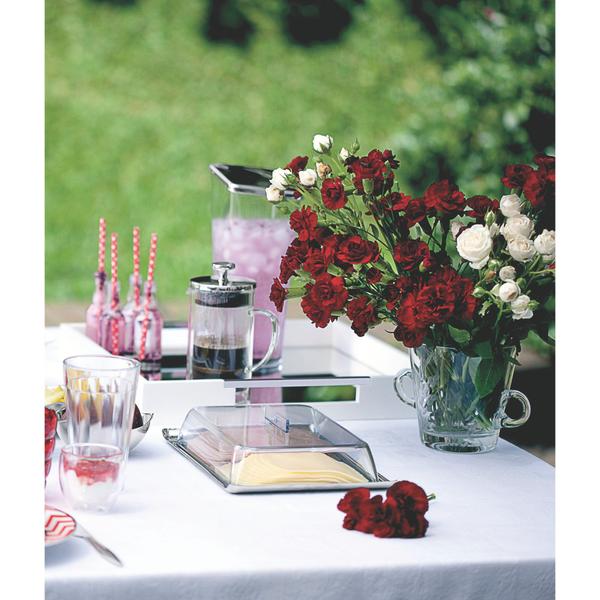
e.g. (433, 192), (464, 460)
(187, 262), (279, 380)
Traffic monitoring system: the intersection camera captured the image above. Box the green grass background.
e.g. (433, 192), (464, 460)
(46, 0), (553, 313)
(46, 0), (441, 301)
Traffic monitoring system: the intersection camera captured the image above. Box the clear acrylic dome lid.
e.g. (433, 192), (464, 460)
(176, 404), (379, 488)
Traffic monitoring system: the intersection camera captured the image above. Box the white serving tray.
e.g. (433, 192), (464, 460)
(53, 320), (414, 427)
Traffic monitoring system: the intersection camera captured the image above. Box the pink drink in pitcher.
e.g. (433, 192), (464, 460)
(212, 218), (294, 373)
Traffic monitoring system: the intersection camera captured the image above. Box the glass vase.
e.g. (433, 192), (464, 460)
(394, 345), (531, 453)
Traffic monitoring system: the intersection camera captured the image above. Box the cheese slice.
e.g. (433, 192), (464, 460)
(221, 452), (367, 485)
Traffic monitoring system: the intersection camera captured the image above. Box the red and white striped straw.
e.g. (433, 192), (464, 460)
(98, 218), (106, 273)
(138, 233), (158, 361)
(133, 226), (141, 308)
(110, 232), (119, 354)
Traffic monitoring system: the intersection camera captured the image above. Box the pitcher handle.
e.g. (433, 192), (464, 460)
(393, 369), (416, 409)
(500, 389), (531, 428)
(251, 309), (280, 374)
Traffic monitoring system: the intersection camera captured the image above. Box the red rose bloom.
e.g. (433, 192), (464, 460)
(285, 238), (310, 261)
(385, 276), (413, 310)
(424, 180), (466, 215)
(337, 487), (370, 512)
(393, 325), (427, 348)
(289, 207), (318, 242)
(382, 149), (400, 168)
(365, 267), (382, 284)
(523, 168), (555, 209)
(347, 149), (393, 195)
(336, 236), (380, 264)
(307, 273), (348, 311)
(404, 198), (427, 227)
(321, 178), (347, 210)
(395, 290), (427, 331)
(453, 277), (477, 321)
(269, 278), (288, 312)
(416, 283), (456, 325)
(285, 155), (308, 175)
(300, 293), (333, 328)
(386, 481), (430, 514)
(279, 254), (301, 284)
(346, 296), (378, 337)
(429, 267), (477, 322)
(393, 240), (430, 271)
(501, 163), (534, 189)
(465, 195), (500, 221)
(383, 192), (411, 212)
(320, 234), (342, 265)
(533, 153), (555, 173)
(303, 249), (327, 277)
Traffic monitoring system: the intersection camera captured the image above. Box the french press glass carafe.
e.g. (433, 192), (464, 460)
(187, 262), (279, 380)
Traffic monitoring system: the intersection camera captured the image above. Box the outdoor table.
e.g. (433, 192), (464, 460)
(45, 417), (555, 600)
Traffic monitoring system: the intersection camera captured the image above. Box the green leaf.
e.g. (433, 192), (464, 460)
(473, 340), (493, 358)
(448, 325), (471, 345)
(327, 264), (344, 276)
(474, 357), (506, 398)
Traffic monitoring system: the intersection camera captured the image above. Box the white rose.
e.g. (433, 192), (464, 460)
(265, 185), (282, 203)
(316, 162), (332, 178)
(500, 194), (523, 217)
(270, 168), (293, 191)
(499, 265), (516, 281)
(456, 224), (493, 270)
(501, 215), (534, 241)
(488, 223), (500, 238)
(312, 134), (333, 153)
(339, 147), (349, 161)
(507, 235), (536, 263)
(298, 169), (317, 187)
(511, 294), (533, 320)
(498, 281), (521, 302)
(534, 229), (555, 260)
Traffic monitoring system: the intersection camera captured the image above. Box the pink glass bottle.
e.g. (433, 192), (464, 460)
(134, 281), (163, 378)
(122, 273), (143, 356)
(85, 272), (109, 343)
(99, 281), (126, 355)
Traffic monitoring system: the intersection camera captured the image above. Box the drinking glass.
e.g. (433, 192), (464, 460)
(59, 443), (125, 512)
(63, 355), (140, 461)
(45, 407), (58, 485)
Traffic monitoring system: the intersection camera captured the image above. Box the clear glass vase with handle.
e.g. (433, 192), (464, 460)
(394, 345), (531, 453)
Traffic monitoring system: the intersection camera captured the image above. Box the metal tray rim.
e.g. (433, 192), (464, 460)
(162, 428), (395, 494)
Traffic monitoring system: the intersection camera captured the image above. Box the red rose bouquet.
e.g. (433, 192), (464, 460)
(268, 135), (555, 364)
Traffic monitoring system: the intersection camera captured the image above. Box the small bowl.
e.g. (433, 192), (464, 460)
(56, 412), (154, 452)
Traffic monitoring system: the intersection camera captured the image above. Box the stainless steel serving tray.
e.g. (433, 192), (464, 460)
(162, 428), (394, 494)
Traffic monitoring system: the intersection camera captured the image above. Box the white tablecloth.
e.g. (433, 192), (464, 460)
(45, 420), (554, 600)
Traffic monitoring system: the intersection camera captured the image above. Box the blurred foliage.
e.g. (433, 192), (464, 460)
(396, 0), (555, 194)
(46, 0), (554, 305)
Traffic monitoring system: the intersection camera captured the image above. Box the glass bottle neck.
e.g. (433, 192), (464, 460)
(141, 281), (159, 309)
(108, 280), (121, 307)
(126, 273), (143, 305)
(92, 271), (109, 306)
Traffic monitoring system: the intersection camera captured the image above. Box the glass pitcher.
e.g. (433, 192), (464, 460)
(209, 164), (295, 373)
(187, 262), (279, 380)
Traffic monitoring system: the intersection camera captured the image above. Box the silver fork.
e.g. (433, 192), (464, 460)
(74, 524), (123, 567)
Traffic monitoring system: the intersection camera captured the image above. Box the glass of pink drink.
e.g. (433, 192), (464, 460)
(212, 218), (294, 373)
